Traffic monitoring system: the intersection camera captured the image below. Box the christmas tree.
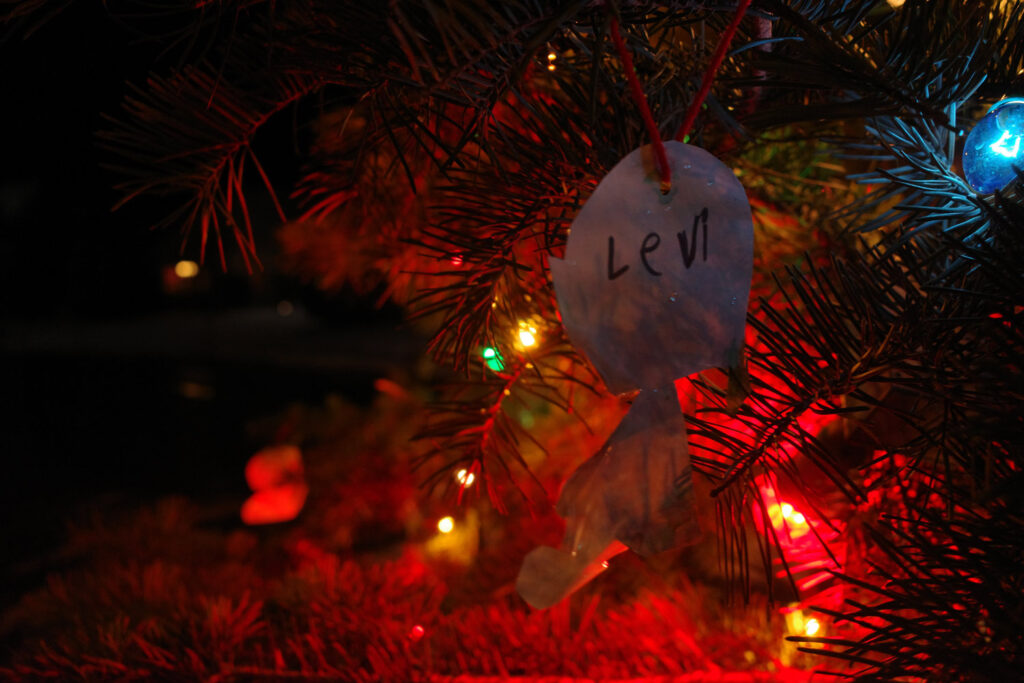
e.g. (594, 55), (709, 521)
(3, 1), (1022, 680)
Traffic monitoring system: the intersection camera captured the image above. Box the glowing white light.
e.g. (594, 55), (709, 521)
(174, 260), (199, 278)
(547, 52), (557, 61)
(437, 516), (455, 533)
(791, 512), (807, 525)
(455, 469), (475, 487)
(517, 323), (539, 348)
(781, 503), (794, 519)
(989, 130), (1022, 158)
(805, 618), (821, 636)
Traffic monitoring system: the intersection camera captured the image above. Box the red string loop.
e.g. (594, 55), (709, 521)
(675, 0), (753, 143)
(609, 18), (672, 194)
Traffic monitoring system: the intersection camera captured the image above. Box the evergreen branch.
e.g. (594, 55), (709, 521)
(792, 499), (1024, 680)
(88, 7), (1024, 675)
(99, 61), (320, 267)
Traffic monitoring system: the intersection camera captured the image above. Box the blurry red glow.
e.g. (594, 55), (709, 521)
(245, 444), (303, 491)
(409, 624), (425, 641)
(242, 445), (308, 525)
(241, 483), (309, 525)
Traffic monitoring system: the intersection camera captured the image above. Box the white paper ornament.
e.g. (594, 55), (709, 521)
(549, 141), (753, 393)
(517, 141), (754, 609)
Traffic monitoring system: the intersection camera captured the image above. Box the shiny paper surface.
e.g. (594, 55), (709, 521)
(516, 387), (696, 609)
(549, 141), (753, 394)
(518, 143), (753, 609)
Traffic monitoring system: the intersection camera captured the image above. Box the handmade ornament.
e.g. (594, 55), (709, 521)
(517, 141), (754, 608)
(962, 98), (1024, 194)
(241, 444), (309, 525)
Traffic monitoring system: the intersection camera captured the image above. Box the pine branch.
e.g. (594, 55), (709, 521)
(89, 7), (1024, 676)
(0, 0), (73, 41)
(743, 0), (1014, 129)
(99, 58), (320, 269)
(792, 496), (1024, 680)
(417, 340), (602, 509)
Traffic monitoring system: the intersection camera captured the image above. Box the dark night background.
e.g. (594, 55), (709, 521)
(1, 5), (415, 612)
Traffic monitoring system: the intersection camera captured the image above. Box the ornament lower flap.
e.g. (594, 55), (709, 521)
(516, 387), (698, 609)
(558, 386), (697, 557)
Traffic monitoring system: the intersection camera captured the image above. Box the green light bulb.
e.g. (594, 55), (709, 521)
(482, 347), (505, 371)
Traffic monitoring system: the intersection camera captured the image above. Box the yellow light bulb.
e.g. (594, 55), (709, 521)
(437, 516), (455, 533)
(519, 329), (537, 347)
(791, 512), (807, 525)
(456, 469), (475, 487)
(174, 260), (199, 278)
(781, 503), (794, 518)
(804, 618), (821, 636)
(547, 63), (556, 71)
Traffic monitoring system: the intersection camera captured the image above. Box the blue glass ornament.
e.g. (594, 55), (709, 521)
(962, 98), (1024, 194)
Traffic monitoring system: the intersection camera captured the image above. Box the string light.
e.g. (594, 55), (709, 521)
(962, 98), (1024, 193)
(409, 625), (425, 641)
(784, 608), (825, 641)
(773, 497), (808, 531)
(455, 469), (475, 487)
(517, 321), (539, 348)
(174, 260), (199, 278)
(547, 50), (557, 71)
(482, 347), (505, 371)
(990, 130), (1021, 158)
(437, 516), (455, 533)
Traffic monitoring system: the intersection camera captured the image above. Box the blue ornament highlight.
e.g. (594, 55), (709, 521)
(962, 98), (1024, 194)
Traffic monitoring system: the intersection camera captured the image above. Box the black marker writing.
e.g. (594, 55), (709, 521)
(677, 207), (709, 268)
(640, 232), (662, 276)
(606, 208), (710, 280)
(608, 236), (629, 280)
